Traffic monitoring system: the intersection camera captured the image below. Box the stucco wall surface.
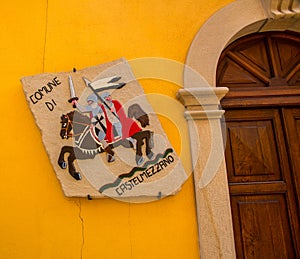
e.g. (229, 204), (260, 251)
(0, 0), (233, 258)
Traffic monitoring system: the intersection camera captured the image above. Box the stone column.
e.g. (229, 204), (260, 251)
(177, 87), (236, 259)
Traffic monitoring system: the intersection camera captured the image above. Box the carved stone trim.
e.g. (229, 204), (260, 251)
(261, 0), (300, 19)
(177, 87), (228, 106)
(184, 110), (225, 120)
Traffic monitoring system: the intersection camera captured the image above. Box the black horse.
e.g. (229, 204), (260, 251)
(58, 106), (154, 180)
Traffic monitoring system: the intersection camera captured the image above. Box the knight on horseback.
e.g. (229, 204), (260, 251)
(73, 93), (115, 162)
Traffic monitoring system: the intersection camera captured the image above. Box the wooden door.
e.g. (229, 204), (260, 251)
(217, 31), (300, 258)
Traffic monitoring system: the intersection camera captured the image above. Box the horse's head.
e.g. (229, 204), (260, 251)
(60, 112), (74, 139)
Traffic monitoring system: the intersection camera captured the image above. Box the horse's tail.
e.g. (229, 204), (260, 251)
(127, 103), (149, 128)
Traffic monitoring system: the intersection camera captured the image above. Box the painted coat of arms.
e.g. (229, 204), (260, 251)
(21, 58), (187, 202)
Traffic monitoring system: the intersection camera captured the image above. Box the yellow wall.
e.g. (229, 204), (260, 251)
(0, 0), (233, 258)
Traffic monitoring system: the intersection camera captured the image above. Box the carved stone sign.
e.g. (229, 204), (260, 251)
(21, 58), (187, 202)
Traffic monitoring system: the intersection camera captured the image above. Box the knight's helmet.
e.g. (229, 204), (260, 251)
(86, 93), (98, 103)
(101, 92), (110, 100)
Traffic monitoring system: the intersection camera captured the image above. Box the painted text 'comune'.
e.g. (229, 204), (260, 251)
(115, 155), (175, 196)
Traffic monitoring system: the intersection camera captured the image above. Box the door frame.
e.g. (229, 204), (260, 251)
(179, 1), (300, 258)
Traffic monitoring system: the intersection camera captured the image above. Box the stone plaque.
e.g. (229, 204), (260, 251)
(21, 58), (187, 202)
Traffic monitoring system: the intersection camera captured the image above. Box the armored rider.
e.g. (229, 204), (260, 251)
(73, 94), (115, 163)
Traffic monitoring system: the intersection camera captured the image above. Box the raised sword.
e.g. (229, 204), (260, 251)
(68, 75), (78, 108)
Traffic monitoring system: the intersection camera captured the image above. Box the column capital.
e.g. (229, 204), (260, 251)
(177, 87), (228, 120)
(177, 87), (228, 107)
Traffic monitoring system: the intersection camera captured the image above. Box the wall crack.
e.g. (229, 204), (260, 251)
(73, 199), (85, 259)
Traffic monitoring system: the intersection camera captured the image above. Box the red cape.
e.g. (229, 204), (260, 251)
(101, 100), (141, 143)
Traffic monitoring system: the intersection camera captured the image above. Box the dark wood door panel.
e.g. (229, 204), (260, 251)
(224, 109), (285, 183)
(231, 194), (296, 259)
(229, 182), (287, 195)
(217, 57), (267, 88)
(269, 34), (300, 81)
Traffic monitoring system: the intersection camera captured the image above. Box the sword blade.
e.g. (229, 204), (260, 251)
(68, 75), (76, 99)
(68, 75), (78, 107)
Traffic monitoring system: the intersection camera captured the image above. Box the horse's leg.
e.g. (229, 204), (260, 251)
(58, 146), (73, 169)
(57, 146), (81, 180)
(104, 145), (115, 163)
(131, 134), (145, 165)
(134, 136), (143, 157)
(144, 131), (154, 160)
(67, 147), (82, 180)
